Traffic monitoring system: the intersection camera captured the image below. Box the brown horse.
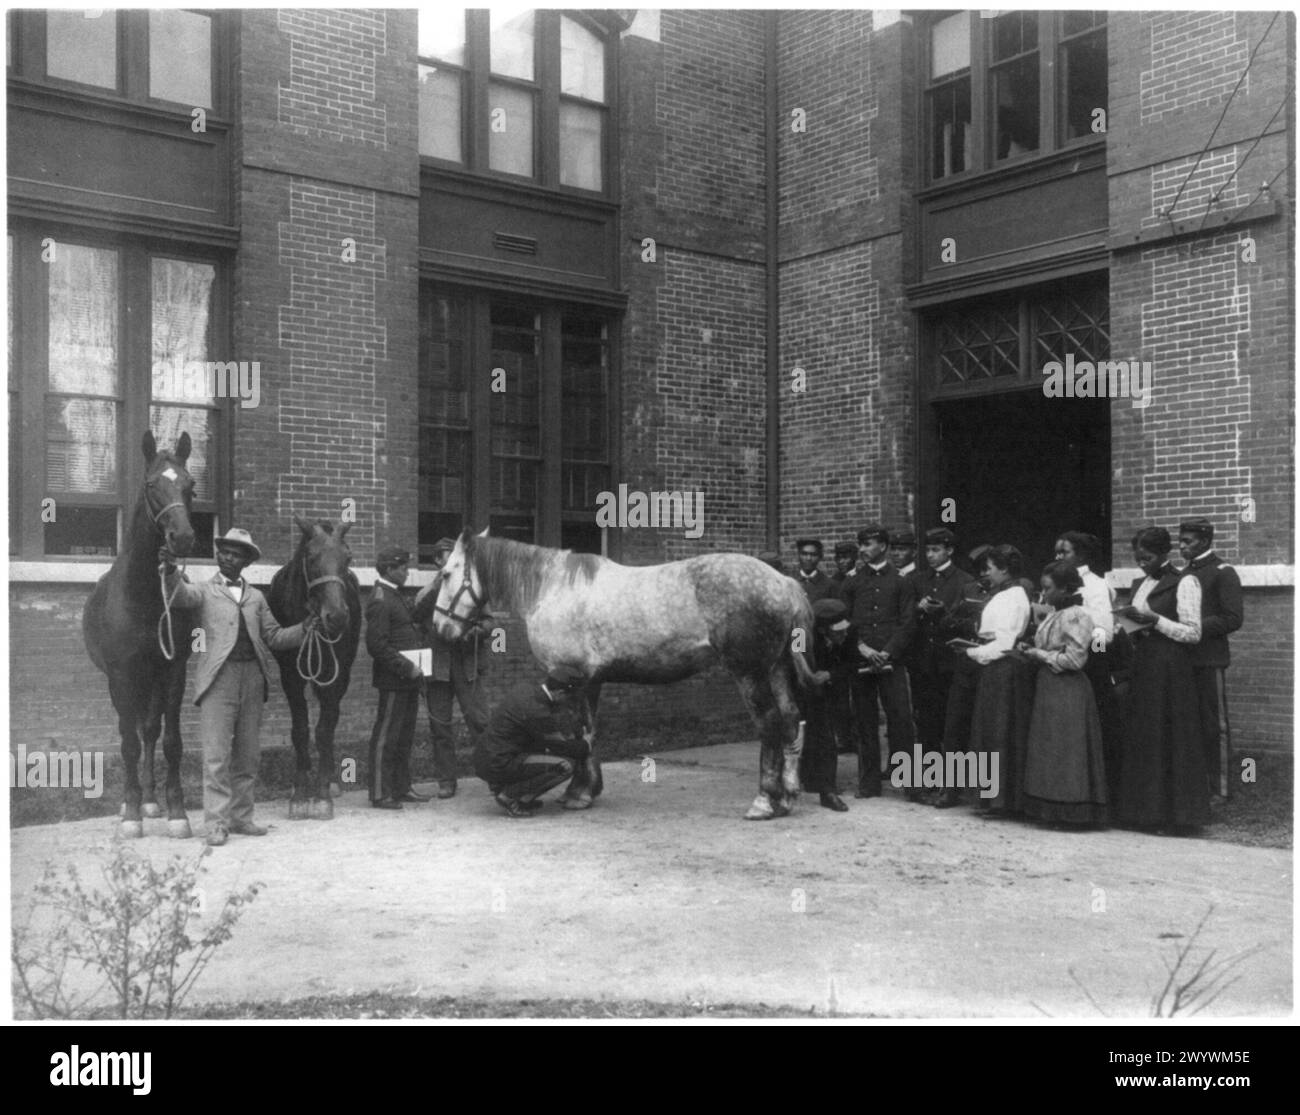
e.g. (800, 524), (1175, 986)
(422, 529), (815, 819)
(267, 517), (361, 819)
(83, 431), (197, 838)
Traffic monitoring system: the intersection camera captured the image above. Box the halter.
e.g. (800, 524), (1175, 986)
(147, 473), (191, 661)
(296, 550), (346, 686)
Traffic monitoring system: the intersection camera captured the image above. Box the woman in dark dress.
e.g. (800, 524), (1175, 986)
(1114, 527), (1208, 832)
(965, 545), (1034, 815)
(1021, 562), (1107, 825)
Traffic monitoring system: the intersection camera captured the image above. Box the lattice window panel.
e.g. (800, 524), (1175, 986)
(936, 301), (1020, 385)
(1033, 285), (1109, 368)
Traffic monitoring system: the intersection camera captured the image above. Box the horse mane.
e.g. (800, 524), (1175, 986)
(468, 534), (602, 613)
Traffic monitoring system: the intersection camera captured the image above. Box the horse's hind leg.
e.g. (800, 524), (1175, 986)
(737, 669), (800, 821)
(161, 657), (193, 838)
(282, 671), (313, 820)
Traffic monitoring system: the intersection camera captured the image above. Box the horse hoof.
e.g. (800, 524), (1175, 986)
(330, 782), (342, 798)
(310, 797), (335, 820)
(120, 820), (144, 839)
(168, 818), (193, 839)
(562, 796), (593, 811)
(744, 794), (776, 821)
(142, 802), (163, 819)
(287, 799), (309, 821)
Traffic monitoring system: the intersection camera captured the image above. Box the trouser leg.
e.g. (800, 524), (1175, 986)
(425, 679), (457, 783)
(228, 660), (265, 826)
(199, 664), (240, 829)
(853, 674), (882, 796)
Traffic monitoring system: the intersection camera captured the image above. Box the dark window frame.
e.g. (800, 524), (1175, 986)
(417, 9), (615, 197)
(8, 223), (231, 559)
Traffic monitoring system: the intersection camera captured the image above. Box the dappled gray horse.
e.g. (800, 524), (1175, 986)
(420, 529), (814, 819)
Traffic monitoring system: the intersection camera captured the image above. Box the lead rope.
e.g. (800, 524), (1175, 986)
(297, 620), (343, 687)
(157, 556), (186, 661)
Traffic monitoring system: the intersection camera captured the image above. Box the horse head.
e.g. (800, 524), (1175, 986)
(143, 430), (196, 558)
(293, 515), (353, 639)
(429, 526), (488, 641)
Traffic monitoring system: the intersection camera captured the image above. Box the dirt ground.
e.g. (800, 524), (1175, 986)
(9, 744), (1293, 1019)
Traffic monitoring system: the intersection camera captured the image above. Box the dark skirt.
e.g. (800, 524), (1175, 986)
(1023, 666), (1107, 824)
(1116, 633), (1209, 828)
(968, 656), (1035, 813)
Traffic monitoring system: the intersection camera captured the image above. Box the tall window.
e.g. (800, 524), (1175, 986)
(417, 286), (613, 559)
(418, 9), (612, 193)
(923, 10), (1107, 182)
(8, 230), (224, 557)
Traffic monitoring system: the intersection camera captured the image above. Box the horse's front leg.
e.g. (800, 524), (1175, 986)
(561, 687), (600, 811)
(161, 657), (192, 838)
(110, 673), (145, 838)
(310, 678), (346, 819)
(281, 669), (313, 820)
(140, 684), (164, 819)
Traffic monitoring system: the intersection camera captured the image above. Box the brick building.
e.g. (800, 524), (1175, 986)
(7, 8), (1294, 766)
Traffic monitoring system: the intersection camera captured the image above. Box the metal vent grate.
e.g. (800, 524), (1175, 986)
(493, 232), (538, 255)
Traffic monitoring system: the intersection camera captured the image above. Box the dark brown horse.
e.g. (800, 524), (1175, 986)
(423, 529), (816, 819)
(267, 517), (361, 819)
(83, 431), (197, 838)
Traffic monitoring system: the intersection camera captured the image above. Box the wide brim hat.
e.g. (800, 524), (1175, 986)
(214, 527), (261, 562)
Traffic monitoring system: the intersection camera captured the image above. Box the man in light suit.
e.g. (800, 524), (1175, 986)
(162, 528), (311, 845)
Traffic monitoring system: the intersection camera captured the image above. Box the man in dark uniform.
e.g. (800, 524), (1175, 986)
(828, 540), (862, 752)
(830, 540), (859, 592)
(365, 545), (428, 809)
(1179, 517), (1244, 800)
(842, 525), (917, 799)
(792, 538), (836, 605)
(889, 529), (918, 578)
(413, 537), (490, 800)
(908, 528), (977, 808)
(474, 666), (592, 818)
(799, 598), (853, 811)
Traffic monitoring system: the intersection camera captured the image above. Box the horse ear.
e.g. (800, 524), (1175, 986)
(175, 431), (192, 463)
(293, 514), (314, 537)
(477, 526), (490, 538)
(142, 430), (157, 462)
(338, 522), (352, 540)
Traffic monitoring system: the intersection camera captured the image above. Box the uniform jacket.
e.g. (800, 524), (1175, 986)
(165, 570), (306, 705)
(908, 562), (977, 674)
(841, 560), (917, 660)
(411, 568), (488, 683)
(366, 581), (425, 691)
(475, 682), (587, 775)
(1184, 552), (1243, 668)
(794, 567), (838, 606)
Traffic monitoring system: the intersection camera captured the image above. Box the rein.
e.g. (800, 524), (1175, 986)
(148, 480), (189, 661)
(296, 553), (346, 687)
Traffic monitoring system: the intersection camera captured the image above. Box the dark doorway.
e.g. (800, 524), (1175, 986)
(927, 389), (1110, 577)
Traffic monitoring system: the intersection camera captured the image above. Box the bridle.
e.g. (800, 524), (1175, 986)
(431, 554), (487, 635)
(297, 550), (347, 686)
(148, 471), (191, 662)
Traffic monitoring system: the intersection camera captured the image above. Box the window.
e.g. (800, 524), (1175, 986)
(8, 229), (225, 557)
(11, 9), (221, 112)
(418, 9), (612, 193)
(418, 286), (613, 560)
(923, 10), (1107, 182)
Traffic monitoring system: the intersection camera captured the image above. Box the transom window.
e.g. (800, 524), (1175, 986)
(924, 10), (1107, 182)
(418, 8), (612, 193)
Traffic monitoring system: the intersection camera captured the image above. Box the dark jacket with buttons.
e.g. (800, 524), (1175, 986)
(1184, 552), (1243, 669)
(366, 581), (424, 691)
(907, 562), (977, 674)
(840, 561), (917, 660)
(794, 567), (837, 606)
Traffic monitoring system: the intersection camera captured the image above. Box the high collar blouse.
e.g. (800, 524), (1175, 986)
(967, 583), (1030, 665)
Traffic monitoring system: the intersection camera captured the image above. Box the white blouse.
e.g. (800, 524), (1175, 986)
(967, 585), (1031, 665)
(1131, 572), (1202, 644)
(1076, 564), (1116, 646)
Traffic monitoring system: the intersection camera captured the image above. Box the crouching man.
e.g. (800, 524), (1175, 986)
(473, 666), (593, 818)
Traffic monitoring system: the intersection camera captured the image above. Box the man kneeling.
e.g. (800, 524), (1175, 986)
(474, 666), (592, 818)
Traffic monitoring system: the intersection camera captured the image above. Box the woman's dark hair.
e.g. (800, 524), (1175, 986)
(1131, 526), (1172, 557)
(1041, 560), (1083, 594)
(1058, 530), (1102, 567)
(980, 543), (1023, 578)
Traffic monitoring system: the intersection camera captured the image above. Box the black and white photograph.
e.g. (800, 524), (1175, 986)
(4, 2), (1295, 1042)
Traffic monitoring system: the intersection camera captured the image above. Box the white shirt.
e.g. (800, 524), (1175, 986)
(967, 585), (1031, 664)
(1132, 572), (1202, 644)
(376, 577), (401, 592)
(1076, 564), (1116, 646)
(221, 576), (244, 603)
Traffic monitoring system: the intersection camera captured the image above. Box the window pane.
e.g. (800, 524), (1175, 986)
(993, 11), (1038, 61)
(930, 12), (970, 80)
(561, 520), (603, 555)
(1062, 32), (1108, 142)
(490, 8), (534, 81)
(46, 10), (117, 89)
(419, 290), (471, 553)
(152, 258), (215, 403)
(46, 397), (116, 493)
(560, 102), (603, 190)
(418, 65), (462, 161)
(488, 82), (534, 177)
(561, 313), (608, 513)
(149, 9), (212, 108)
(561, 16), (604, 102)
(994, 56), (1039, 159)
(149, 404), (214, 502)
(418, 7), (466, 65)
(929, 80), (971, 178)
(48, 244), (118, 396)
(44, 505), (118, 556)
(1063, 10), (1106, 38)
(490, 302), (539, 535)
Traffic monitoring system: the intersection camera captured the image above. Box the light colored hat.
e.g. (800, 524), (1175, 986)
(214, 527), (261, 561)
